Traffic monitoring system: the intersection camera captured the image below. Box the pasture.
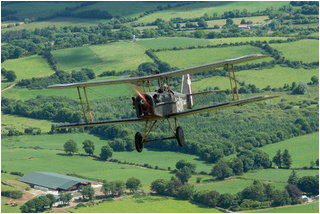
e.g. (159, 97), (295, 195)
(245, 201), (319, 213)
(208, 37), (290, 45)
(52, 42), (152, 75)
(1, 55), (54, 81)
(1, 196), (22, 213)
(207, 16), (269, 27)
(68, 195), (222, 213)
(136, 37), (211, 49)
(155, 45), (268, 69)
(240, 169), (319, 182)
(1, 113), (55, 135)
(260, 132), (319, 168)
(138, 1), (289, 22)
(269, 39), (319, 63)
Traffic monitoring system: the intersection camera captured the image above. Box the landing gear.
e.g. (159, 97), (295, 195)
(176, 126), (184, 147)
(135, 132), (143, 153)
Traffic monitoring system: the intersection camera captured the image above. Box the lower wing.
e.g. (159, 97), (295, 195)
(55, 118), (144, 129)
(168, 95), (278, 118)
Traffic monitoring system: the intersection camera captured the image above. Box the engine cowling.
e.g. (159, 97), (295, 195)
(133, 94), (155, 118)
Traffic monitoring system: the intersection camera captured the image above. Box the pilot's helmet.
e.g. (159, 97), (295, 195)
(163, 83), (168, 91)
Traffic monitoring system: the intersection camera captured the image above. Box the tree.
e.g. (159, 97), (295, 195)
(46, 194), (57, 208)
(81, 185), (95, 200)
(175, 166), (192, 184)
(218, 193), (235, 209)
(114, 180), (125, 196)
(282, 149), (292, 169)
(138, 62), (158, 73)
(229, 157), (243, 175)
(151, 179), (169, 195)
(241, 180), (267, 202)
(226, 18), (234, 25)
(100, 144), (113, 160)
(126, 177), (141, 193)
(211, 159), (233, 180)
(158, 61), (171, 72)
(38, 195), (51, 208)
(59, 192), (72, 205)
(297, 176), (319, 195)
(177, 184), (194, 200)
(271, 189), (291, 207)
(63, 139), (78, 155)
(101, 181), (111, 196)
(311, 76), (318, 85)
(197, 18), (208, 28)
(292, 81), (308, 94)
(175, 159), (196, 172)
(272, 149), (282, 168)
(288, 170), (299, 185)
(285, 184), (302, 203)
(194, 30), (205, 38)
(82, 139), (95, 156)
(5, 70), (16, 82)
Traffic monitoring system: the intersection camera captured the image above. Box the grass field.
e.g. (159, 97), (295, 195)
(1, 113), (55, 135)
(52, 42), (152, 75)
(245, 201), (319, 213)
(138, 1), (289, 22)
(240, 169), (319, 182)
(1, 196), (22, 213)
(1, 55), (54, 81)
(136, 37), (211, 49)
(270, 39), (319, 63)
(194, 178), (287, 194)
(260, 132), (319, 168)
(208, 37), (290, 45)
(68, 195), (222, 213)
(207, 16), (269, 27)
(156, 45), (268, 69)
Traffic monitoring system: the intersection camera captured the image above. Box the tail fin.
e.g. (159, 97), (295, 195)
(181, 74), (194, 107)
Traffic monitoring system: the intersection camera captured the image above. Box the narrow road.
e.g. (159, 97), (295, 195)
(1, 83), (16, 92)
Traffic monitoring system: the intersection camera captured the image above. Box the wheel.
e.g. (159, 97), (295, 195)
(135, 132), (143, 153)
(176, 126), (184, 147)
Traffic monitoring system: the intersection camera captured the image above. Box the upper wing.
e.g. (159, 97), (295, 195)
(47, 54), (269, 89)
(55, 118), (144, 129)
(168, 95), (278, 118)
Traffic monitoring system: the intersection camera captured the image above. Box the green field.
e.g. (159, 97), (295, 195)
(138, 1), (289, 22)
(1, 196), (22, 213)
(1, 55), (54, 81)
(195, 178), (287, 194)
(241, 169), (319, 182)
(208, 37), (290, 45)
(207, 16), (269, 27)
(68, 196), (222, 213)
(52, 42), (152, 75)
(260, 132), (319, 168)
(1, 113), (55, 135)
(136, 37), (211, 49)
(270, 39), (319, 63)
(156, 45), (268, 69)
(245, 201), (319, 213)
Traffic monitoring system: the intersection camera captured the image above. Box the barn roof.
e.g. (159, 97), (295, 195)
(18, 172), (96, 190)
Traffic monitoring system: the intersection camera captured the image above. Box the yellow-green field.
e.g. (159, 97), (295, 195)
(67, 196), (222, 213)
(1, 55), (54, 81)
(136, 37), (211, 49)
(156, 45), (268, 69)
(207, 16), (269, 27)
(270, 39), (319, 63)
(1, 196), (22, 213)
(208, 37), (290, 45)
(245, 201), (319, 213)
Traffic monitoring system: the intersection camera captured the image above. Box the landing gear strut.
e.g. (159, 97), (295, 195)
(134, 119), (184, 152)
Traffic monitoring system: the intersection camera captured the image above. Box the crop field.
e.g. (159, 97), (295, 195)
(240, 169), (319, 182)
(1, 75), (133, 101)
(52, 42), (152, 75)
(138, 1), (288, 22)
(269, 39), (319, 63)
(245, 201), (319, 213)
(195, 178), (287, 194)
(1, 55), (54, 81)
(155, 45), (269, 69)
(192, 76), (230, 92)
(260, 132), (319, 168)
(208, 37), (290, 45)
(68, 195), (222, 213)
(136, 37), (211, 49)
(1, 113), (55, 135)
(2, 2), (81, 20)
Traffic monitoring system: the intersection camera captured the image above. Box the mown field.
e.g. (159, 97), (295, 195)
(269, 39), (319, 63)
(245, 201), (319, 213)
(138, 1), (289, 22)
(68, 195), (222, 213)
(206, 16), (269, 27)
(1, 196), (22, 213)
(136, 37), (211, 49)
(208, 37), (290, 45)
(156, 45), (269, 69)
(260, 132), (319, 168)
(1, 55), (54, 81)
(52, 42), (152, 75)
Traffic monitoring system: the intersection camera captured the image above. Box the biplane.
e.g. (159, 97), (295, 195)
(47, 54), (278, 152)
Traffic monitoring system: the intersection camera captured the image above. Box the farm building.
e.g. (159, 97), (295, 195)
(238, 24), (250, 29)
(18, 172), (97, 192)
